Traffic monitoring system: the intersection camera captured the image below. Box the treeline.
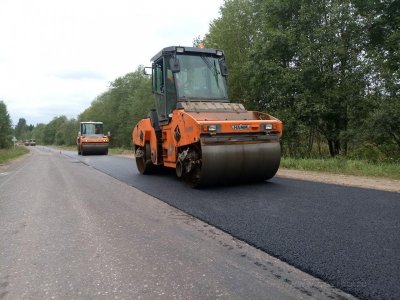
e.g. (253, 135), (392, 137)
(10, 0), (399, 162)
(78, 68), (153, 147)
(0, 101), (13, 148)
(202, 0), (399, 161)
(22, 68), (153, 148)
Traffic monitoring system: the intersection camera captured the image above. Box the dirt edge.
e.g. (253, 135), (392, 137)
(277, 168), (399, 193)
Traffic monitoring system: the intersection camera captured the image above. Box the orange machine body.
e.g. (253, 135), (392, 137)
(77, 121), (109, 156)
(133, 102), (282, 168)
(132, 46), (282, 187)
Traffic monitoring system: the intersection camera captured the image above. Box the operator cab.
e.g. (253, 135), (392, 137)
(80, 122), (104, 136)
(150, 46), (229, 125)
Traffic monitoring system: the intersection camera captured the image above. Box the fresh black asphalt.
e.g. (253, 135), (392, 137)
(68, 152), (400, 300)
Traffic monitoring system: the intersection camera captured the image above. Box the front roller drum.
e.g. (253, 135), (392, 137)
(81, 143), (109, 155)
(184, 142), (281, 187)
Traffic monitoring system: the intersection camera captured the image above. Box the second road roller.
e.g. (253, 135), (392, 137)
(132, 46), (283, 187)
(77, 121), (110, 155)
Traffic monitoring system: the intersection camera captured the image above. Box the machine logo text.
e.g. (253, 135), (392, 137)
(232, 124), (250, 130)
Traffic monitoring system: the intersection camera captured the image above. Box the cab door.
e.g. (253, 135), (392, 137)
(153, 59), (167, 124)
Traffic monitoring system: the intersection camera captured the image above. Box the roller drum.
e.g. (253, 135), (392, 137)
(196, 142), (281, 186)
(81, 143), (109, 155)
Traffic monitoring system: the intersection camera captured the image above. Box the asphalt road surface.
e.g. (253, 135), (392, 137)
(1, 146), (399, 299)
(65, 147), (400, 300)
(1, 146), (355, 300)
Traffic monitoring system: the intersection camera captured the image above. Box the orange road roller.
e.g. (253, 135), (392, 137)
(133, 46), (282, 187)
(77, 121), (110, 155)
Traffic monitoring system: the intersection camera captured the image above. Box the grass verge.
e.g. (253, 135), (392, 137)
(281, 157), (400, 180)
(108, 147), (132, 155)
(0, 146), (30, 165)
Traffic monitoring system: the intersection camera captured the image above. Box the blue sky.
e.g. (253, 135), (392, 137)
(0, 0), (223, 125)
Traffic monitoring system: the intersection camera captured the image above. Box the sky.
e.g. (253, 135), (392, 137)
(0, 0), (223, 126)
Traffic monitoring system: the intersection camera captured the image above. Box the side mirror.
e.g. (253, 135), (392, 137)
(170, 57), (180, 73)
(219, 59), (228, 76)
(108, 131), (111, 137)
(78, 131), (81, 136)
(143, 67), (152, 76)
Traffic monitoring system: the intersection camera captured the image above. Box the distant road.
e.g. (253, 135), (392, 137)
(0, 146), (354, 299)
(63, 147), (400, 300)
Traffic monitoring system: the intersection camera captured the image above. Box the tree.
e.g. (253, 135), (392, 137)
(204, 0), (372, 158)
(43, 116), (68, 145)
(14, 118), (29, 140)
(297, 1), (368, 157)
(204, 0), (257, 103)
(79, 67), (153, 147)
(31, 124), (46, 145)
(355, 0), (400, 159)
(0, 101), (13, 148)
(54, 118), (78, 146)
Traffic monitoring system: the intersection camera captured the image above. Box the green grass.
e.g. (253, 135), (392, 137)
(0, 146), (30, 165)
(281, 157), (400, 180)
(108, 147), (132, 155)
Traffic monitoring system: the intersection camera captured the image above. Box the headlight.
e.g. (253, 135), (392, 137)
(264, 124), (273, 130)
(208, 125), (217, 132)
(202, 124), (218, 132)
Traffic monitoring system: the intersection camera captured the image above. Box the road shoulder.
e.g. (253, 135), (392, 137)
(0, 148), (31, 173)
(117, 152), (400, 193)
(277, 168), (400, 193)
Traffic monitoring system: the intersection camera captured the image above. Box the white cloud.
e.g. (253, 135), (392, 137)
(0, 0), (223, 125)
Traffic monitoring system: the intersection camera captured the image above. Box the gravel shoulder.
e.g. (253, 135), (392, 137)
(277, 168), (400, 193)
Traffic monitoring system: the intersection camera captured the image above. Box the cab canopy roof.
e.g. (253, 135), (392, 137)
(151, 46), (224, 62)
(80, 121), (103, 124)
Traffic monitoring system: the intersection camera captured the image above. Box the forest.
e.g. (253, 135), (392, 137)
(3, 0), (399, 162)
